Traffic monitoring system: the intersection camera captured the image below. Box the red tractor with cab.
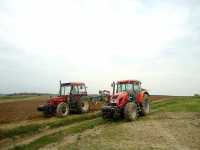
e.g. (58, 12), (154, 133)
(37, 81), (90, 117)
(101, 80), (150, 121)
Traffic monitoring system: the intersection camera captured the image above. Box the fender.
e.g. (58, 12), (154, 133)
(111, 92), (129, 109)
(48, 96), (68, 106)
(116, 92), (129, 109)
(136, 91), (149, 103)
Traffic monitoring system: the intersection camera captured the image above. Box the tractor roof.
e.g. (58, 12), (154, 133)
(61, 82), (85, 86)
(117, 80), (141, 84)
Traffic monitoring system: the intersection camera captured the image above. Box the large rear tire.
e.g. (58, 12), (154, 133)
(140, 94), (150, 116)
(81, 100), (90, 113)
(56, 102), (69, 117)
(124, 102), (137, 121)
(77, 100), (90, 113)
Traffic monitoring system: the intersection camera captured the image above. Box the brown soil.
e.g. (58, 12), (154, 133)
(0, 95), (169, 124)
(0, 97), (47, 124)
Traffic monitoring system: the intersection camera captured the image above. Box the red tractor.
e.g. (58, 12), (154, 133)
(101, 80), (150, 121)
(37, 81), (90, 117)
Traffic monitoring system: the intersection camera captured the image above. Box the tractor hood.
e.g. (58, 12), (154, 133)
(48, 95), (68, 105)
(110, 92), (129, 108)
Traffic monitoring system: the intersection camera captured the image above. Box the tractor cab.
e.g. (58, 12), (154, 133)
(59, 82), (87, 97)
(112, 80), (142, 101)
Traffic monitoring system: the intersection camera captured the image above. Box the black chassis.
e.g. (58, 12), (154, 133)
(37, 104), (56, 115)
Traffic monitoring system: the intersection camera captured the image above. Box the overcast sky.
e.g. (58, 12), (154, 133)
(0, 0), (200, 95)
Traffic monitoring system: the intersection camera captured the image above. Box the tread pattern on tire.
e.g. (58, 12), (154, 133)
(77, 99), (90, 113)
(56, 102), (69, 117)
(124, 102), (137, 121)
(140, 94), (150, 116)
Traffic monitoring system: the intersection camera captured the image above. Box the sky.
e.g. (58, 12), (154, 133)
(0, 0), (200, 95)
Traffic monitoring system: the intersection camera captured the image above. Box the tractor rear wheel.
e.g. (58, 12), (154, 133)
(140, 94), (150, 116)
(124, 102), (137, 121)
(56, 102), (69, 117)
(77, 100), (90, 113)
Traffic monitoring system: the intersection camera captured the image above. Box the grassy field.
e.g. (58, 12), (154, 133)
(152, 96), (200, 112)
(0, 96), (199, 150)
(63, 97), (200, 150)
(0, 112), (101, 140)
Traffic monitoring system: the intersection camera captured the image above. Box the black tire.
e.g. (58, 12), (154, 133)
(43, 105), (54, 117)
(102, 111), (107, 119)
(81, 100), (90, 113)
(140, 94), (150, 116)
(77, 99), (90, 113)
(124, 102), (137, 121)
(56, 102), (69, 117)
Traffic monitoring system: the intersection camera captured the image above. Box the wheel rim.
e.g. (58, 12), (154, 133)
(61, 104), (68, 115)
(82, 101), (89, 112)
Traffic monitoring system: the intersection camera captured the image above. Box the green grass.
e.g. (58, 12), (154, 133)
(152, 96), (200, 112)
(11, 118), (105, 150)
(0, 124), (41, 140)
(0, 112), (100, 140)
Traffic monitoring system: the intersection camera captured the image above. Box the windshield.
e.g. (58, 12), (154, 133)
(60, 84), (86, 96)
(60, 85), (71, 96)
(117, 83), (133, 93)
(78, 85), (87, 94)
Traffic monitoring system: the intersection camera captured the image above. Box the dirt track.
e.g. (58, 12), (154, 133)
(50, 112), (200, 150)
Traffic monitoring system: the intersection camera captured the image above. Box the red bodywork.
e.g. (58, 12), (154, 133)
(47, 96), (68, 105)
(111, 92), (128, 109)
(38, 82), (87, 115)
(110, 80), (149, 109)
(117, 80), (141, 84)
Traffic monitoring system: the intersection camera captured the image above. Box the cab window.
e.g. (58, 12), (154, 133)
(60, 85), (71, 96)
(134, 82), (140, 93)
(78, 85), (86, 94)
(71, 85), (79, 94)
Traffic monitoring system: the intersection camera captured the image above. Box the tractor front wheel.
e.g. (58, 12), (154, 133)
(56, 102), (69, 117)
(124, 102), (137, 121)
(77, 100), (90, 113)
(81, 100), (90, 113)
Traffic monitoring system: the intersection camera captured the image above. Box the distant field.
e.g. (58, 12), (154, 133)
(0, 95), (50, 103)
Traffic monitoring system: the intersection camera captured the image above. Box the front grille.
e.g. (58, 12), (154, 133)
(110, 103), (117, 107)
